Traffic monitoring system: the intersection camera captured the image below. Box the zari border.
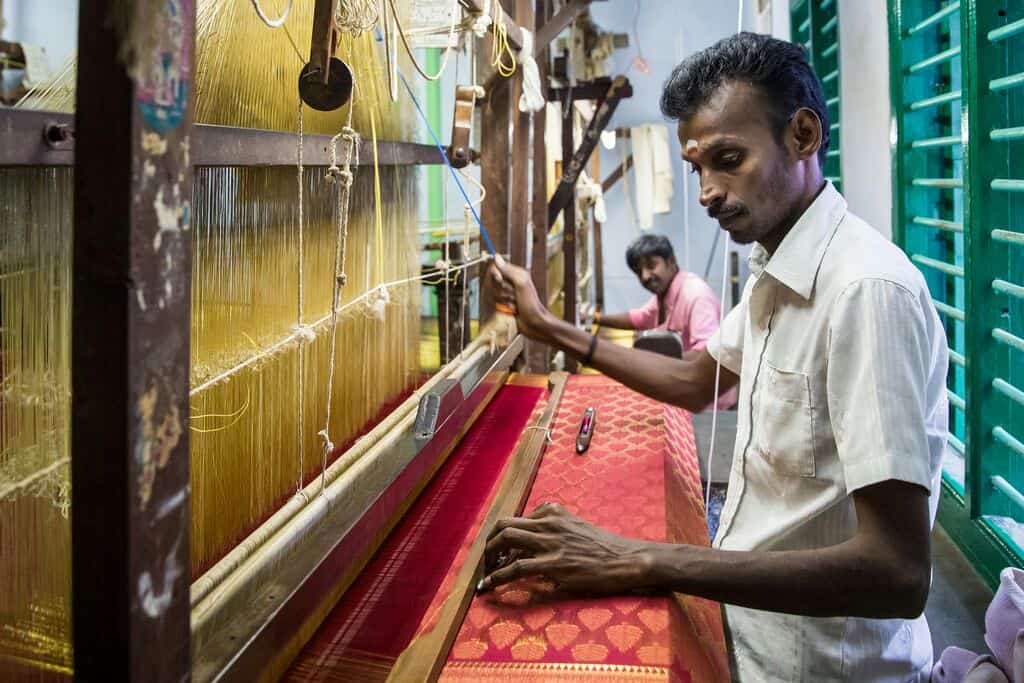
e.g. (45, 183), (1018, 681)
(440, 660), (669, 682)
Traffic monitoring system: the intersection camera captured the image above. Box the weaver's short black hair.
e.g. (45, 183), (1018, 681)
(660, 32), (829, 165)
(626, 234), (676, 275)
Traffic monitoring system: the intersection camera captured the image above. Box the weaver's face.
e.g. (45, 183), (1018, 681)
(636, 256), (678, 296)
(679, 81), (801, 248)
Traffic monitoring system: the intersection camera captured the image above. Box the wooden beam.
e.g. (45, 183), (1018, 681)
(508, 0), (535, 269)
(546, 76), (633, 103)
(533, 0), (594, 56)
(460, 0), (525, 50)
(0, 109), (445, 167)
(601, 154), (633, 193)
(547, 76), (631, 227)
(479, 71), (513, 321)
(593, 218), (605, 312)
(71, 0), (193, 679)
(480, 0), (598, 98)
(463, 0), (599, 56)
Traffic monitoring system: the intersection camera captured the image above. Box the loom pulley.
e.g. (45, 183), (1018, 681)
(299, 0), (354, 111)
(447, 85), (481, 169)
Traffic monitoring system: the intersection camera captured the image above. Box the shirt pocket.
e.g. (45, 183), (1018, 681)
(756, 362), (816, 478)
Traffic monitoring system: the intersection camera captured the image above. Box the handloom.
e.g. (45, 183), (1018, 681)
(0, 1), (715, 680)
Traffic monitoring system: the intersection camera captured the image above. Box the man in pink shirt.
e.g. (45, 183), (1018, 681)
(596, 234), (737, 409)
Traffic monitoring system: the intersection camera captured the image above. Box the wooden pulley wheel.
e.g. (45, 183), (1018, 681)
(298, 57), (353, 111)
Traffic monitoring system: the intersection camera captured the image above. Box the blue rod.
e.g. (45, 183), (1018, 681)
(398, 70), (498, 257)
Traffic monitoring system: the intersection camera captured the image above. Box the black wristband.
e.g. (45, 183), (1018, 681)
(581, 334), (599, 366)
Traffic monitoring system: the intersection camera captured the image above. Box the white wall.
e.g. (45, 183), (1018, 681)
(772, 0), (792, 40)
(4, 0), (77, 74)
(837, 0), (892, 239)
(589, 0), (757, 315)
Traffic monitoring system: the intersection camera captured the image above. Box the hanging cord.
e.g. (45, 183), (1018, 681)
(336, 0), (378, 34)
(295, 100), (309, 494)
(189, 256), (491, 398)
(461, 203), (471, 356)
(366, 110), (390, 319)
(381, 0), (463, 81)
(380, 1), (398, 101)
(620, 136), (641, 233)
(319, 115), (360, 492)
(251, 0), (292, 28)
(190, 390), (252, 434)
(490, 2), (517, 78)
(703, 0), (746, 522)
(398, 70), (498, 257)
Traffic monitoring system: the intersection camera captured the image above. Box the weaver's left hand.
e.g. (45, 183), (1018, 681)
(480, 502), (655, 595)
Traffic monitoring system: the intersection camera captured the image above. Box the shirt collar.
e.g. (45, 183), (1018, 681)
(747, 181), (847, 300)
(662, 269), (686, 308)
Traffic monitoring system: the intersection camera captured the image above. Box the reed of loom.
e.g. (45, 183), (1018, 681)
(0, 1), (428, 678)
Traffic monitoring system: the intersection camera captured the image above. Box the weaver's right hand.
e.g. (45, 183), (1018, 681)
(488, 259), (554, 343)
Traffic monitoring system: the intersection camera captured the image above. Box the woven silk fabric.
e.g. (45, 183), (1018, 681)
(284, 382), (545, 682)
(439, 376), (729, 682)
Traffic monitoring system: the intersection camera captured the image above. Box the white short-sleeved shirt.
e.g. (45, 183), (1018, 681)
(706, 183), (949, 682)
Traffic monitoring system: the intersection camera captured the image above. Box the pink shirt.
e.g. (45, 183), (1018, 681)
(628, 270), (738, 411)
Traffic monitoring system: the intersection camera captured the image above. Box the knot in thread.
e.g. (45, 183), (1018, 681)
(292, 324), (316, 344)
(341, 126), (359, 145)
(365, 286), (391, 321)
(317, 428), (335, 455)
(471, 13), (492, 37)
(336, 273), (348, 286)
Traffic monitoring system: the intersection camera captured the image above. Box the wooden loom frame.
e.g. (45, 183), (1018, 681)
(0, 0), (617, 679)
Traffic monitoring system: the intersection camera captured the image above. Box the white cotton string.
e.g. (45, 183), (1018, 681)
(0, 456), (70, 503)
(444, 173), (451, 364)
(461, 204), (471, 357)
(383, 0), (462, 81)
(457, 166), (485, 358)
(250, 0), (292, 27)
(335, 0), (378, 34)
(525, 425), (554, 443)
(188, 256), (492, 397)
(703, 0), (745, 526)
(320, 118), (358, 493)
(704, 231), (732, 516)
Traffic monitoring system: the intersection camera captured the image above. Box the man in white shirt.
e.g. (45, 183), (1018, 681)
(480, 32), (948, 681)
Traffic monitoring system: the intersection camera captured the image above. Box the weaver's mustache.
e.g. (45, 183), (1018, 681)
(707, 203), (747, 220)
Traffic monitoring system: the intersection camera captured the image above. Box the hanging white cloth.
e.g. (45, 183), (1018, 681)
(630, 124), (675, 229)
(517, 30), (546, 113)
(576, 171), (607, 223)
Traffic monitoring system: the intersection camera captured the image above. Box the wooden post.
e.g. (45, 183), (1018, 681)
(593, 219), (605, 312)
(561, 76), (577, 329)
(479, 18), (513, 322)
(436, 246), (471, 364)
(526, 0), (552, 372)
(71, 1), (194, 679)
(509, 0), (534, 268)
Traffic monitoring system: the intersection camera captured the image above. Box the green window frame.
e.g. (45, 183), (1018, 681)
(791, 0), (842, 189)
(890, 0), (1024, 588)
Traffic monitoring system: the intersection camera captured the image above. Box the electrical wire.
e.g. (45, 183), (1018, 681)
(702, 0), (746, 528)
(383, 0), (462, 81)
(397, 70), (499, 256)
(250, 0), (292, 28)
